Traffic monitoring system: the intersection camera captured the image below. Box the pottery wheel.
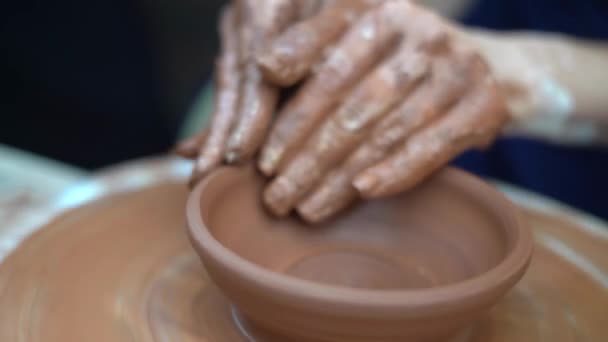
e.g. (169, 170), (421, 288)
(1, 165), (607, 341)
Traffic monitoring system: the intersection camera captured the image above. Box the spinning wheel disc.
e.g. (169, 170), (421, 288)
(0, 161), (606, 341)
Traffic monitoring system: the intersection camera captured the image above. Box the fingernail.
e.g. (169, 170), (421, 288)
(297, 187), (330, 223)
(297, 204), (325, 224)
(259, 146), (283, 176)
(258, 158), (273, 176)
(263, 178), (295, 217)
(296, 200), (317, 223)
(353, 173), (379, 195)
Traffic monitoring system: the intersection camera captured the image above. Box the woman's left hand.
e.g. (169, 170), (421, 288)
(174, 0), (376, 185)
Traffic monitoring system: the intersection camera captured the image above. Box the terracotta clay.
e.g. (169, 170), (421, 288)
(187, 166), (533, 341)
(1, 167), (608, 342)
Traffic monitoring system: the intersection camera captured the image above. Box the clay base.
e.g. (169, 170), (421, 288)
(0, 182), (607, 341)
(152, 254), (475, 342)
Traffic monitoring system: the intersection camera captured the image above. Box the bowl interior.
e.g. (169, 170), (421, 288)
(201, 167), (514, 290)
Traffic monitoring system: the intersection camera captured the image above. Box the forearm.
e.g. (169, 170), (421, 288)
(469, 30), (608, 120)
(462, 29), (608, 143)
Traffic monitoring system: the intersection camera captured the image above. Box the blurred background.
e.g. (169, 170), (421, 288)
(1, 0), (607, 220)
(1, 0), (224, 169)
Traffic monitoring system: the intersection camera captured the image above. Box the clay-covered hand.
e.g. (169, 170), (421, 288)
(260, 0), (509, 222)
(174, 0), (374, 186)
(174, 0), (310, 185)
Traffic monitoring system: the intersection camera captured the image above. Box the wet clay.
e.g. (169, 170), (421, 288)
(1, 180), (607, 341)
(187, 166), (533, 341)
(202, 167), (513, 288)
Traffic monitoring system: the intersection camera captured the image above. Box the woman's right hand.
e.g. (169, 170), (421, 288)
(258, 1), (509, 222)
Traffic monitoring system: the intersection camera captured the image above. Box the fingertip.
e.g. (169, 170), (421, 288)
(173, 134), (204, 159)
(258, 145), (283, 176)
(296, 198), (340, 224)
(188, 169), (206, 189)
(173, 143), (197, 159)
(263, 178), (295, 217)
(295, 195), (324, 224)
(189, 156), (220, 188)
(296, 205), (323, 224)
(352, 171), (381, 198)
(257, 158), (274, 177)
(225, 136), (256, 164)
(257, 52), (296, 87)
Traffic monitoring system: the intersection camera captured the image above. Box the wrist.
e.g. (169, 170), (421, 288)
(465, 30), (573, 121)
(461, 30), (605, 144)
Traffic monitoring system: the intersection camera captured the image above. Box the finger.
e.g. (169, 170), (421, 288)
(263, 48), (429, 216)
(296, 0), (324, 19)
(295, 18), (466, 221)
(294, 82), (437, 222)
(298, 9), (478, 220)
(297, 170), (357, 223)
(191, 6), (240, 182)
(295, 78), (442, 221)
(259, 3), (403, 177)
(368, 49), (476, 149)
(257, 0), (375, 86)
(243, 0), (300, 40)
(223, 0), (299, 163)
(173, 127), (209, 159)
(354, 82), (509, 198)
(224, 65), (279, 163)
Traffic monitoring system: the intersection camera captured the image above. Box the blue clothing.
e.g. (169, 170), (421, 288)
(450, 0), (608, 219)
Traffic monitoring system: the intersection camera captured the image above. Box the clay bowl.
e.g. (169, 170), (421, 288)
(186, 166), (533, 341)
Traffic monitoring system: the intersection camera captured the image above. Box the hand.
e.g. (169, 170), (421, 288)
(175, 0), (375, 186)
(259, 0), (509, 222)
(174, 0), (305, 185)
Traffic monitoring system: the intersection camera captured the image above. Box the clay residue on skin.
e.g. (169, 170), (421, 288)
(264, 48), (428, 216)
(176, 0), (303, 185)
(176, 0), (510, 222)
(223, 0), (298, 163)
(257, 0), (377, 86)
(189, 7), (241, 185)
(260, 1), (509, 222)
(298, 53), (473, 222)
(257, 1), (397, 178)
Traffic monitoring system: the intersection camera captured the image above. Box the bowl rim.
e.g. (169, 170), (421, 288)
(186, 166), (534, 314)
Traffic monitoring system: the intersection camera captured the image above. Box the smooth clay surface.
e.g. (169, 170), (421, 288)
(189, 166), (533, 341)
(206, 168), (510, 290)
(0, 181), (607, 341)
